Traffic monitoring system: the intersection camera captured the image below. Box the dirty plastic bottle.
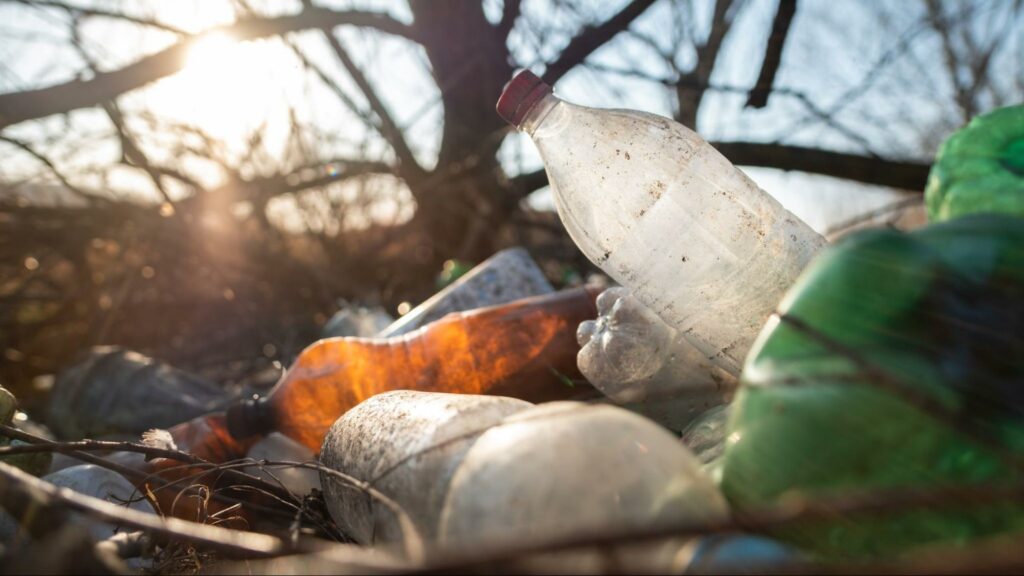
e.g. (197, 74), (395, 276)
(379, 247), (553, 338)
(48, 347), (230, 440)
(319, 391), (533, 545)
(438, 402), (729, 569)
(577, 287), (738, 430)
(0, 464), (155, 543)
(498, 70), (825, 371)
(225, 286), (599, 451)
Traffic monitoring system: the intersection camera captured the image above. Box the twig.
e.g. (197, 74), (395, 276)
(0, 461), (290, 558)
(745, 0), (798, 109)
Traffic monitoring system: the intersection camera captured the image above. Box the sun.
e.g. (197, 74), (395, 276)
(183, 32), (241, 77)
(148, 31), (294, 147)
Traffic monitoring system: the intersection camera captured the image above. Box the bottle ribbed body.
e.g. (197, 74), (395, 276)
(525, 96), (825, 371)
(264, 286), (599, 451)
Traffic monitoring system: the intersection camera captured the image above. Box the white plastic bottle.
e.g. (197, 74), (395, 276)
(498, 71), (825, 371)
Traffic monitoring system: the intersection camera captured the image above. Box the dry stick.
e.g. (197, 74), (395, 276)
(0, 427), (417, 555)
(257, 459), (426, 564)
(0, 425), (300, 523)
(0, 461), (288, 559)
(408, 480), (1024, 574)
(774, 313), (1024, 472)
(0, 425), (296, 503)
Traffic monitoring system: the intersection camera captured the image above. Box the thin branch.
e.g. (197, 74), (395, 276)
(320, 30), (424, 177)
(511, 140), (931, 196)
(7, 0), (189, 35)
(677, 0), (737, 128)
(414, 480), (1024, 573)
(745, 0), (797, 108)
(0, 7), (416, 130)
(0, 134), (103, 201)
(0, 461), (290, 559)
(542, 0), (657, 84)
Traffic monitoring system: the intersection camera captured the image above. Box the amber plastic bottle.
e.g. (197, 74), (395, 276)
(224, 285), (600, 451)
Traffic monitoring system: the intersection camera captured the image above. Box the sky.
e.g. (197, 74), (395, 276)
(0, 0), (1018, 234)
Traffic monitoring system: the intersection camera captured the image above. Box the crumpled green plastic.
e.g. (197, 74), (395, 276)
(720, 214), (1024, 559)
(925, 104), (1024, 222)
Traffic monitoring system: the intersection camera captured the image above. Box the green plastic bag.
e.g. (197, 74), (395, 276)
(925, 104), (1024, 222)
(720, 214), (1024, 558)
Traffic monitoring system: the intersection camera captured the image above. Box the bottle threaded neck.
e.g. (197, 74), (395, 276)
(225, 395), (274, 440)
(496, 70), (553, 128)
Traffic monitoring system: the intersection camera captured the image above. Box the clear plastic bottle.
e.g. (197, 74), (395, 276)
(577, 287), (738, 431)
(498, 71), (825, 370)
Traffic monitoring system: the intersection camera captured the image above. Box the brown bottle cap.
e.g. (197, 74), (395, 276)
(496, 69), (552, 128)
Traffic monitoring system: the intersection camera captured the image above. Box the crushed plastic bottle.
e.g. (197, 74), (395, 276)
(318, 391), (533, 545)
(0, 464), (155, 543)
(498, 70), (825, 372)
(577, 287), (739, 430)
(48, 347), (230, 440)
(379, 247), (553, 337)
(438, 402), (729, 554)
(225, 286), (599, 451)
(721, 213), (1024, 558)
(925, 104), (1024, 222)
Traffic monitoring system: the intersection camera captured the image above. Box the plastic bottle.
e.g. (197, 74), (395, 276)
(438, 402), (729, 569)
(577, 287), (738, 430)
(225, 286), (599, 451)
(498, 70), (825, 371)
(0, 464), (156, 543)
(379, 247), (553, 338)
(48, 347), (230, 440)
(319, 391), (533, 545)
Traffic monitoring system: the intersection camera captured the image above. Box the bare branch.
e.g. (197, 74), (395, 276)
(512, 141), (931, 196)
(320, 30), (424, 177)
(8, 0), (189, 35)
(745, 0), (797, 108)
(0, 134), (102, 201)
(677, 0), (737, 128)
(0, 461), (290, 558)
(542, 0), (657, 84)
(0, 7), (416, 130)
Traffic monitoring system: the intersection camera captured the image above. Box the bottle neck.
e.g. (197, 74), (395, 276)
(520, 93), (560, 136)
(225, 395), (274, 440)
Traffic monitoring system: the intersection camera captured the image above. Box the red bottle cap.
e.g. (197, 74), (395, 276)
(496, 70), (552, 128)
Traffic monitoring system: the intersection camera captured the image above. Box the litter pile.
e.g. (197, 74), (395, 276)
(1, 72), (1022, 574)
